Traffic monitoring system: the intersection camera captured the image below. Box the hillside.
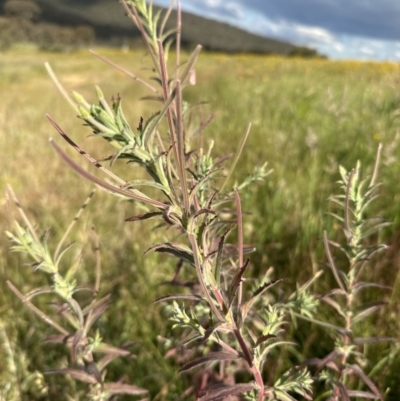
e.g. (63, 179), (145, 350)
(0, 0), (312, 55)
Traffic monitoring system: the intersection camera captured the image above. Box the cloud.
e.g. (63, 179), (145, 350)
(249, 0), (400, 41)
(153, 0), (400, 60)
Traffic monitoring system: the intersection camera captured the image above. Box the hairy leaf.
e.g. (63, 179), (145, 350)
(105, 382), (148, 396)
(255, 334), (276, 347)
(45, 368), (97, 384)
(347, 364), (382, 399)
(240, 279), (281, 325)
(179, 351), (241, 373)
(198, 383), (257, 401)
(354, 337), (396, 344)
(92, 342), (131, 356)
(152, 293), (204, 304)
(347, 390), (381, 399)
(352, 302), (387, 324)
(227, 258), (250, 307)
(144, 242), (194, 266)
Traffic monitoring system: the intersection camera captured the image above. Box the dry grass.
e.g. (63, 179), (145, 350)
(2, 45), (400, 400)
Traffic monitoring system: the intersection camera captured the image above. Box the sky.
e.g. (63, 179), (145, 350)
(154, 0), (400, 61)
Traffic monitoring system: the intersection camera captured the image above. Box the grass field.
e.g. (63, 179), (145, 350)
(1, 45), (400, 400)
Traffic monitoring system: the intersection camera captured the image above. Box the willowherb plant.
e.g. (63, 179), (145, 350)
(5, 0), (316, 399)
(5, 186), (148, 401)
(6, 1), (395, 400)
(302, 147), (394, 400)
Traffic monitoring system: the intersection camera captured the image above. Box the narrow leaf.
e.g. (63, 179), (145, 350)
(240, 279), (281, 324)
(353, 282), (392, 294)
(82, 294), (111, 315)
(201, 323), (233, 343)
(45, 368), (96, 384)
(337, 382), (351, 401)
(291, 312), (351, 335)
(369, 142), (383, 188)
(97, 343), (135, 371)
(220, 123), (252, 192)
(346, 390), (379, 399)
(105, 382), (148, 396)
(83, 298), (111, 333)
(152, 293), (203, 304)
(7, 281), (69, 336)
(214, 227), (233, 286)
(344, 168), (355, 242)
(198, 383), (257, 401)
(89, 50), (157, 93)
(324, 231), (346, 292)
(50, 139), (168, 210)
(354, 337), (396, 344)
(320, 296), (346, 318)
(25, 286), (54, 300)
(144, 242), (194, 266)
(125, 211), (163, 222)
(255, 334), (276, 347)
(46, 115), (125, 185)
(302, 350), (340, 372)
(352, 302), (386, 324)
(179, 45), (202, 85)
(71, 330), (84, 363)
(43, 334), (70, 344)
(179, 352), (240, 373)
(188, 233), (225, 322)
(92, 342), (131, 356)
(55, 190), (95, 261)
(144, 86), (176, 148)
(228, 259), (250, 307)
(348, 364), (382, 399)
(120, 180), (167, 192)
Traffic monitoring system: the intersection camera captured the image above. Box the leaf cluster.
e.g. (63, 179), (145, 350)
(6, 186), (147, 401)
(303, 151), (394, 400)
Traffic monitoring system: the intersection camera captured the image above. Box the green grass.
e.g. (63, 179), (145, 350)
(1, 46), (400, 400)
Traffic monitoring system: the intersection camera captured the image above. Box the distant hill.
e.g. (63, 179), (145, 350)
(0, 0), (319, 55)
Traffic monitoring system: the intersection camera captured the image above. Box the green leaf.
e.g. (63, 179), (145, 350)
(83, 296), (112, 334)
(227, 259), (250, 307)
(142, 88), (176, 148)
(214, 228), (233, 286)
(125, 211), (163, 222)
(96, 342), (135, 371)
(144, 242), (194, 266)
(346, 390), (380, 399)
(354, 337), (396, 344)
(198, 383), (257, 401)
(347, 364), (382, 400)
(240, 279), (281, 326)
(45, 368), (97, 384)
(50, 139), (168, 210)
(352, 302), (387, 324)
(179, 351), (241, 373)
(152, 293), (204, 304)
(323, 231), (347, 292)
(255, 334), (276, 347)
(352, 282), (392, 295)
(201, 322), (233, 343)
(54, 242), (75, 269)
(92, 342), (131, 356)
(179, 45), (202, 86)
(291, 312), (351, 335)
(25, 286), (54, 300)
(105, 382), (148, 396)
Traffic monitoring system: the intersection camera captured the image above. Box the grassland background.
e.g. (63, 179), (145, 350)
(1, 45), (400, 400)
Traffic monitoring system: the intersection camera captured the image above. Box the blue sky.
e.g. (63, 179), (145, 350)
(154, 0), (400, 61)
